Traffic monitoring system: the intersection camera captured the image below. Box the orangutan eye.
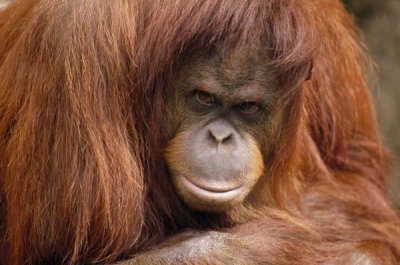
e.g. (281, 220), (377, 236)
(238, 102), (260, 115)
(195, 90), (215, 106)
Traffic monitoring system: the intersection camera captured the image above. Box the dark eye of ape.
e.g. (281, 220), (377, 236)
(195, 90), (215, 106)
(238, 102), (260, 115)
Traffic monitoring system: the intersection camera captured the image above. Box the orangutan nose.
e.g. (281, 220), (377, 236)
(207, 120), (235, 145)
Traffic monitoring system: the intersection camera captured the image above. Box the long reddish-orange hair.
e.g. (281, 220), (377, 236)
(0, 0), (399, 264)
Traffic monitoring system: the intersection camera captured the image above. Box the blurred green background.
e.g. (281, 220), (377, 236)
(0, 0), (399, 206)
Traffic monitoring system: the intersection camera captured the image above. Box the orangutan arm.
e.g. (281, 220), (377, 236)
(120, 220), (319, 265)
(118, 195), (397, 265)
(115, 221), (374, 265)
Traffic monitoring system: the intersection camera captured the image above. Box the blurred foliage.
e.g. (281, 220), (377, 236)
(343, 0), (381, 18)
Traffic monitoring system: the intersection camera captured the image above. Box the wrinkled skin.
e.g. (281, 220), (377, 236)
(164, 45), (284, 212)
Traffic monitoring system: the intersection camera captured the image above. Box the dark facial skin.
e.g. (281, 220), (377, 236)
(164, 44), (286, 212)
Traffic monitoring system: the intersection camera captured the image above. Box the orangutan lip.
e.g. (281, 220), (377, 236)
(181, 176), (244, 201)
(183, 177), (242, 192)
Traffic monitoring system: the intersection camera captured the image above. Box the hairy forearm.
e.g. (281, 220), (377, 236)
(117, 217), (387, 265)
(118, 218), (320, 265)
(123, 232), (251, 265)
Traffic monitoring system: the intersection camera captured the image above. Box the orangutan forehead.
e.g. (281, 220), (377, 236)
(182, 44), (273, 91)
(217, 45), (269, 83)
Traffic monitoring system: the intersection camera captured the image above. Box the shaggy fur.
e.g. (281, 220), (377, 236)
(0, 0), (399, 264)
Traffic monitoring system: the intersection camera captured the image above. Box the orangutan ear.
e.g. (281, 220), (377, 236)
(306, 61), (313, 81)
